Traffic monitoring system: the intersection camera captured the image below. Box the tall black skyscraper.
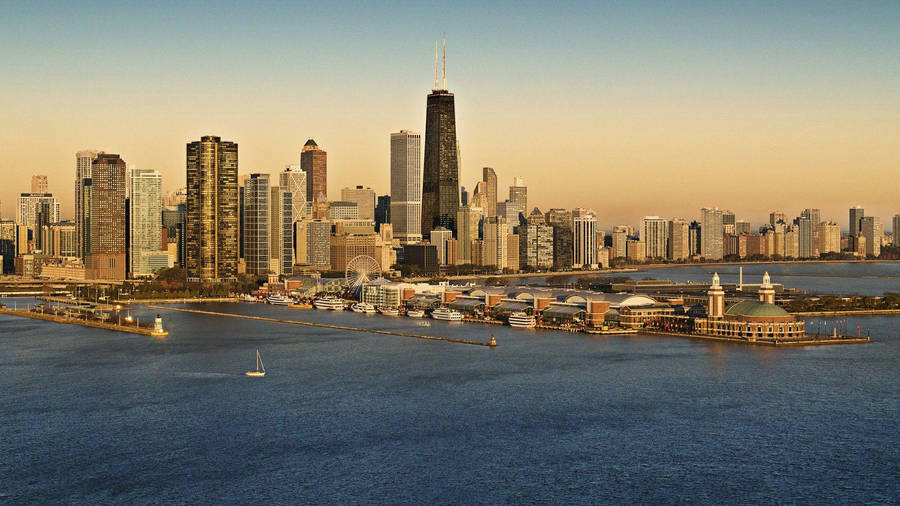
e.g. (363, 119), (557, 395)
(421, 39), (460, 238)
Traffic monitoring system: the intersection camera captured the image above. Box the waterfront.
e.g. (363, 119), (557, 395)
(1, 292), (898, 503)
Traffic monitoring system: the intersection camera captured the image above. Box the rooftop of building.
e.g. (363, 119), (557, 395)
(724, 300), (790, 318)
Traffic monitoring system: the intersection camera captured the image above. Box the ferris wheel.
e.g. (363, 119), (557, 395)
(345, 255), (381, 291)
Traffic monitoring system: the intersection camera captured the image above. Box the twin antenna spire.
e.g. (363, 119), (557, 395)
(433, 35), (447, 91)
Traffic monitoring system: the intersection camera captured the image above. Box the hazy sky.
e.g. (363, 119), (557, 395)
(1, 1), (897, 229)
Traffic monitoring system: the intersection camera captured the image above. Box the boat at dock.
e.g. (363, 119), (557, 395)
(406, 309), (425, 318)
(508, 312), (536, 328)
(378, 307), (400, 316)
(245, 349), (266, 377)
(351, 302), (377, 313)
(314, 297), (345, 311)
(431, 307), (463, 321)
(266, 294), (292, 306)
(239, 294), (258, 302)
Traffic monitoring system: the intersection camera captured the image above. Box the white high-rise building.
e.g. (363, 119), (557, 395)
(280, 166), (306, 223)
(573, 215), (597, 268)
(859, 216), (882, 257)
(16, 193), (59, 233)
(129, 169), (163, 276)
(641, 216), (668, 260)
(75, 150), (100, 259)
(390, 130), (422, 244)
(482, 216), (508, 269)
(700, 208), (724, 260)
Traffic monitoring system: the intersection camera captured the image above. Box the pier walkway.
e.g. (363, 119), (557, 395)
(0, 307), (167, 336)
(147, 305), (496, 347)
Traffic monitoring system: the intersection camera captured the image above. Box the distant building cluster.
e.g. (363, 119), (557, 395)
(1, 43), (897, 282)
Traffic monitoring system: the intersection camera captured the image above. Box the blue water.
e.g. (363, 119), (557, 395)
(526, 261), (900, 296)
(2, 284), (899, 503)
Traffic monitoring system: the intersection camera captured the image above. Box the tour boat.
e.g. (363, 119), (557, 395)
(507, 312), (537, 329)
(266, 294), (291, 306)
(406, 309), (426, 318)
(378, 307), (400, 316)
(239, 294), (258, 303)
(245, 349), (266, 377)
(351, 302), (377, 313)
(431, 307), (463, 321)
(314, 297), (345, 311)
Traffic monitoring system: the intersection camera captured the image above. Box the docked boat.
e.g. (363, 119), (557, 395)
(431, 307), (463, 321)
(351, 302), (377, 314)
(266, 294), (291, 305)
(314, 297), (345, 311)
(507, 311), (536, 328)
(239, 294), (258, 302)
(378, 306), (400, 316)
(245, 349), (266, 377)
(406, 309), (425, 318)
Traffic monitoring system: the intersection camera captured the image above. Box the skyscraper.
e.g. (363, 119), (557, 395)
(460, 186), (468, 206)
(482, 216), (508, 269)
(700, 208), (724, 260)
(280, 166), (306, 224)
(421, 39), (460, 238)
(893, 215), (900, 247)
(129, 169), (163, 276)
(16, 193), (59, 238)
(75, 150), (100, 259)
(769, 210), (786, 226)
(341, 186), (376, 221)
(186, 135), (238, 283)
(455, 205), (483, 264)
(509, 177), (527, 219)
(641, 216), (668, 259)
(573, 214), (597, 268)
(481, 167), (497, 218)
(796, 216), (815, 258)
(389, 130), (422, 244)
(859, 216), (881, 257)
(668, 219), (690, 260)
(269, 185), (292, 276)
(301, 139), (327, 219)
(31, 175), (48, 194)
(849, 206), (864, 237)
(547, 208), (573, 269)
(87, 153), (126, 280)
(243, 174), (269, 275)
(374, 195), (391, 232)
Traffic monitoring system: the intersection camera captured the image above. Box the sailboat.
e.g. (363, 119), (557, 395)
(245, 349), (266, 377)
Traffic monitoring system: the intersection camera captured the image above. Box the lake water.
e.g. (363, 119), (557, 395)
(523, 261), (900, 296)
(1, 264), (898, 503)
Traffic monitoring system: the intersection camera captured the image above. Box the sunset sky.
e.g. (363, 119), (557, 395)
(1, 1), (897, 229)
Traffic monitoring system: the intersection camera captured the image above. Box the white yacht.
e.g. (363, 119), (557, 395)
(351, 302), (377, 314)
(266, 294), (291, 306)
(406, 309), (425, 318)
(378, 307), (400, 317)
(314, 297), (345, 311)
(239, 294), (258, 303)
(508, 312), (537, 328)
(431, 307), (463, 321)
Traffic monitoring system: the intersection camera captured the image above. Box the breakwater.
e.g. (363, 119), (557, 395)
(0, 308), (168, 336)
(147, 305), (496, 347)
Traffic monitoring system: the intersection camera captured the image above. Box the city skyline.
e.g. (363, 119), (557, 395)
(1, 2), (898, 225)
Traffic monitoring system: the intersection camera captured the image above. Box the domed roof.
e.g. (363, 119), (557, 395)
(724, 300), (789, 318)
